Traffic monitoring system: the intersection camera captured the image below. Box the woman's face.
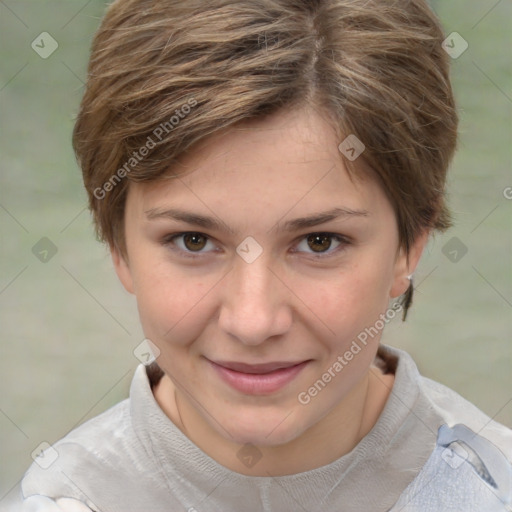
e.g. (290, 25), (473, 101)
(113, 106), (422, 447)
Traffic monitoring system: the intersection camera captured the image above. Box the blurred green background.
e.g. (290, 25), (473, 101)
(1, 0), (511, 503)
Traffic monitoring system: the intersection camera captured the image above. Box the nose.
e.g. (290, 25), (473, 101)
(218, 257), (292, 346)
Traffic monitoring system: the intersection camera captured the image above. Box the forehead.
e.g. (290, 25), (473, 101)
(177, 106), (351, 181)
(125, 107), (390, 225)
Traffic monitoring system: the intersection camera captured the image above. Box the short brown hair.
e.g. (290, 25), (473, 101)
(73, 0), (458, 315)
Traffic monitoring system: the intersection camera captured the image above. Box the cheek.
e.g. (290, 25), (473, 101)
(301, 262), (391, 321)
(131, 259), (218, 346)
(291, 260), (394, 356)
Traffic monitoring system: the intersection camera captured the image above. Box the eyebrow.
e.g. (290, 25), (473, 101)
(145, 207), (232, 233)
(276, 207), (370, 232)
(144, 206), (369, 233)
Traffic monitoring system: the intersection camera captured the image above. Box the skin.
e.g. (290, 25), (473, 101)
(112, 106), (427, 476)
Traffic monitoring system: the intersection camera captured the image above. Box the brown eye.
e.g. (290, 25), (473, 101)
(163, 231), (217, 258)
(306, 234), (332, 253)
(183, 233), (207, 251)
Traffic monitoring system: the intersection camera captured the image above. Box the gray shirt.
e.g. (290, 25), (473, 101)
(8, 345), (512, 511)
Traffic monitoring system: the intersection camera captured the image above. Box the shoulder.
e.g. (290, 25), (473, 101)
(20, 398), (135, 505)
(385, 346), (512, 511)
(391, 422), (512, 511)
(381, 344), (512, 453)
(19, 365), (166, 509)
(1, 495), (94, 512)
(419, 373), (512, 455)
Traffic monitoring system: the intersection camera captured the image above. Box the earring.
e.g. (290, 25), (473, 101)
(402, 275), (414, 321)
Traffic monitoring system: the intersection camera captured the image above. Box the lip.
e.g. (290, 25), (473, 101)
(208, 359), (310, 395)
(212, 360), (307, 374)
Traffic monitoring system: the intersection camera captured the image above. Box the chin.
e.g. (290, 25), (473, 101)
(217, 407), (308, 447)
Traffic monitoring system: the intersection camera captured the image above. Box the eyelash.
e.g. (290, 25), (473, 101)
(161, 231), (351, 259)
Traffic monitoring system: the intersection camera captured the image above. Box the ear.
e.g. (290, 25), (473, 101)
(111, 245), (135, 294)
(390, 230), (429, 299)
